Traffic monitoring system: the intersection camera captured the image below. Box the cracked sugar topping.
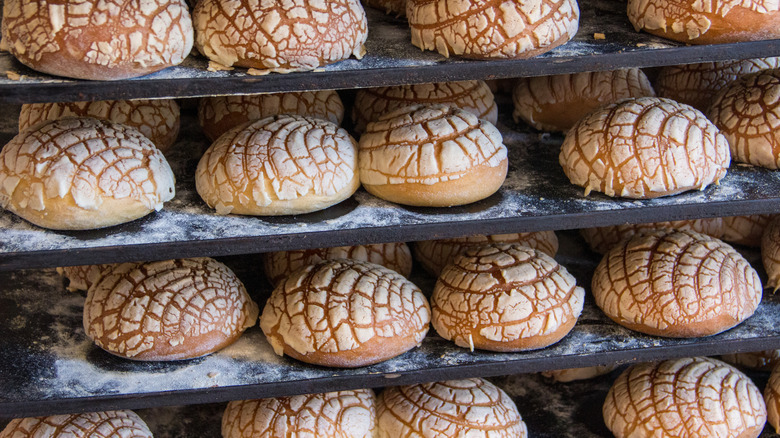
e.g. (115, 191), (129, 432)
(1, 410), (153, 438)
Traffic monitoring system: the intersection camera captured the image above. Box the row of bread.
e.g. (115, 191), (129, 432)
(3, 356), (780, 437)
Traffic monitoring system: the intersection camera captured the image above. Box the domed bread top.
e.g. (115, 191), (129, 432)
(196, 114), (359, 216)
(358, 104), (508, 207)
(432, 243), (585, 352)
(414, 232), (558, 276)
(198, 91), (344, 141)
(513, 68), (656, 132)
(0, 410), (152, 438)
(708, 69), (780, 169)
(193, 0), (368, 72)
(351, 81), (497, 133)
(721, 350), (780, 371)
(1, 0), (193, 80)
(559, 97), (730, 199)
(376, 378), (527, 438)
(723, 214), (774, 247)
(655, 58), (780, 112)
(20, 99), (180, 152)
(364, 0), (407, 17)
(762, 216), (780, 290)
(83, 258), (259, 361)
(765, 362), (780, 433)
(541, 365), (617, 382)
(580, 218), (725, 254)
(259, 259), (430, 368)
(627, 0), (780, 44)
(262, 242), (413, 287)
(222, 389), (376, 438)
(604, 357), (766, 438)
(0, 117), (176, 230)
(407, 0), (578, 59)
(57, 264), (115, 292)
(592, 229), (762, 338)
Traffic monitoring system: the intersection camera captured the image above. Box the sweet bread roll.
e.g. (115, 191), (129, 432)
(262, 242), (413, 286)
(762, 216), (780, 290)
(19, 99), (181, 152)
(193, 0), (367, 72)
(627, 0), (780, 44)
(0, 410), (152, 438)
(222, 389), (376, 438)
(363, 0), (406, 17)
(198, 91), (344, 142)
(359, 104), (507, 207)
(765, 364), (780, 433)
(708, 69), (780, 169)
(1, 0), (193, 80)
(592, 230), (761, 338)
(721, 350), (780, 371)
(196, 115), (359, 215)
(541, 365), (617, 382)
(580, 218), (725, 254)
(84, 258), (259, 361)
(559, 97), (730, 199)
(407, 0), (578, 59)
(604, 357), (766, 438)
(512, 69), (656, 132)
(655, 58), (780, 112)
(414, 232), (558, 276)
(376, 378), (527, 438)
(57, 264), (115, 292)
(432, 243), (584, 352)
(260, 259), (430, 368)
(723, 214), (774, 247)
(351, 81), (497, 133)
(0, 117), (176, 230)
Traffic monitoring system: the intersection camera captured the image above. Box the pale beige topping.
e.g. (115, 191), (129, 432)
(580, 218), (725, 254)
(222, 389), (376, 438)
(195, 114), (358, 215)
(592, 230), (762, 337)
(762, 216), (780, 290)
(407, 0), (579, 59)
(262, 242), (413, 286)
(708, 69), (780, 169)
(359, 104), (506, 186)
(0, 410), (152, 438)
(57, 264), (116, 292)
(20, 99), (181, 151)
(193, 0), (368, 72)
(541, 365), (617, 382)
(432, 244), (584, 350)
(765, 363), (780, 433)
(376, 378), (527, 438)
(604, 357), (766, 438)
(721, 350), (780, 370)
(723, 214), (774, 247)
(84, 258), (259, 360)
(352, 81), (497, 133)
(559, 97), (730, 199)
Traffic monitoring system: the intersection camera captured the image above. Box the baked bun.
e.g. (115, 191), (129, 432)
(762, 216), (780, 290)
(262, 242), (413, 286)
(721, 350), (780, 371)
(723, 214), (774, 247)
(359, 104), (507, 207)
(193, 0), (367, 72)
(351, 81), (497, 133)
(196, 115), (359, 215)
(407, 0), (578, 59)
(432, 243), (584, 352)
(84, 258), (259, 361)
(20, 99), (180, 152)
(580, 218), (725, 254)
(541, 365), (617, 382)
(377, 378), (527, 438)
(0, 117), (176, 230)
(559, 97), (730, 199)
(363, 0), (406, 17)
(513, 69), (656, 132)
(414, 232), (558, 276)
(655, 58), (780, 112)
(627, 0), (780, 44)
(198, 91), (344, 142)
(57, 264), (115, 292)
(222, 389), (376, 438)
(260, 259), (430, 368)
(1, 0), (193, 80)
(765, 363), (780, 433)
(708, 69), (780, 168)
(604, 357), (766, 438)
(0, 410), (152, 438)
(592, 230), (762, 338)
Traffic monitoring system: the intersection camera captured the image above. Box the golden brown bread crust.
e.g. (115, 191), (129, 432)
(83, 258), (259, 361)
(559, 97), (730, 199)
(259, 259), (430, 368)
(723, 214), (774, 247)
(604, 357), (766, 438)
(541, 365), (617, 382)
(1, 0), (193, 80)
(512, 69), (656, 132)
(0, 410), (152, 438)
(766, 364), (780, 434)
(592, 229), (762, 338)
(580, 218), (725, 254)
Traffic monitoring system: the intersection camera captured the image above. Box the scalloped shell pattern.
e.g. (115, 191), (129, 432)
(57, 263), (116, 292)
(0, 410), (152, 438)
(580, 218), (725, 254)
(723, 214), (774, 247)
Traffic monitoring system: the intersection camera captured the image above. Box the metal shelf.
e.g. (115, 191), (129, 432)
(1, 0), (780, 104)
